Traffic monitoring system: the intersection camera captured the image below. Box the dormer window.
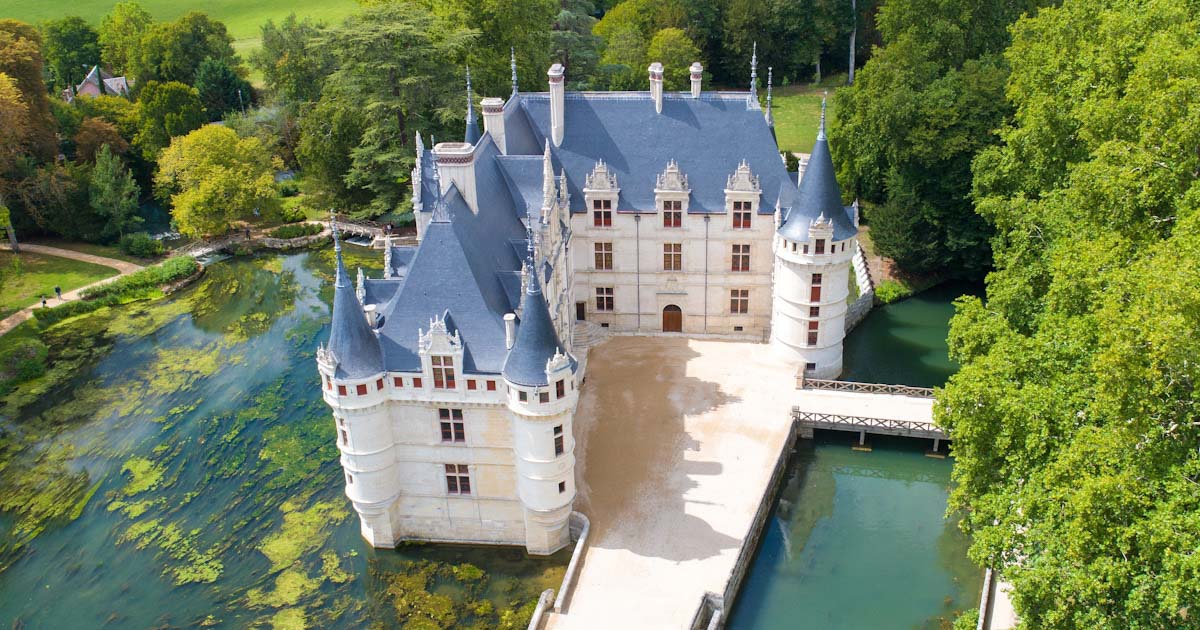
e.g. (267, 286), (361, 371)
(593, 199), (612, 227)
(815, 239), (826, 255)
(733, 201), (752, 228)
(662, 200), (682, 228)
(432, 356), (455, 389)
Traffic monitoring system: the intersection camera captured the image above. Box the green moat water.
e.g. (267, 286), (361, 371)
(729, 282), (984, 630)
(0, 249), (565, 629)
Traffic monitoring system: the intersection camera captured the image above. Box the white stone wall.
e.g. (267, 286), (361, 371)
(770, 232), (856, 378)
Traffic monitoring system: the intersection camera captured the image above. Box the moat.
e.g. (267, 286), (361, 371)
(0, 248), (978, 628)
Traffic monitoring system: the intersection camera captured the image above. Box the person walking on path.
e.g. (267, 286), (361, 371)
(54, 285), (62, 301)
(40, 296), (47, 308)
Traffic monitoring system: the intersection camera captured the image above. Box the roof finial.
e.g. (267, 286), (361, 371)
(431, 165), (450, 223)
(766, 66), (774, 126)
(464, 66), (481, 144)
(331, 210), (346, 287)
(818, 91), (828, 141)
(331, 209), (342, 255)
(466, 65), (474, 117)
(749, 42), (758, 104)
(511, 48), (519, 96)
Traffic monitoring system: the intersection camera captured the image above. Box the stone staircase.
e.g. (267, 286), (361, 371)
(571, 320), (610, 350)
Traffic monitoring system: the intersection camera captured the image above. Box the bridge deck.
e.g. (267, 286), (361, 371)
(793, 389), (942, 440)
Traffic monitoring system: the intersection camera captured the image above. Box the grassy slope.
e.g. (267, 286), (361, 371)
(0, 251), (119, 318)
(0, 0), (359, 55)
(771, 84), (838, 155)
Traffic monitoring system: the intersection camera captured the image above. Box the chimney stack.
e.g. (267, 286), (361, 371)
(548, 63), (565, 146)
(481, 97), (506, 153)
(690, 62), (703, 98)
(504, 313), (517, 349)
(649, 62), (664, 113)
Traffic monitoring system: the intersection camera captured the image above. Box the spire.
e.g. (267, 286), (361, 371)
(464, 66), (481, 144)
(766, 66), (774, 126)
(748, 42), (758, 106)
(327, 211), (383, 379)
(331, 210), (343, 259)
(777, 90), (853, 243)
(511, 48), (519, 96)
(818, 91), (828, 141)
(502, 258), (574, 387)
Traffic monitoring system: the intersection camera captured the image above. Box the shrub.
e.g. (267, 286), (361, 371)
(268, 223), (322, 240)
(278, 198), (307, 223)
(874, 279), (914, 304)
(119, 232), (165, 257)
(81, 257), (199, 300)
(278, 178), (300, 197)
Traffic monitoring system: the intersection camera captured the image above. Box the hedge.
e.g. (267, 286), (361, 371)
(33, 257), (200, 327)
(267, 222), (322, 240)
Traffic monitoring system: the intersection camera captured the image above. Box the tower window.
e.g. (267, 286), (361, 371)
(444, 464), (471, 495)
(815, 239), (826, 254)
(486, 380), (497, 391)
(730, 289), (749, 314)
(733, 201), (752, 228)
(807, 331), (819, 346)
(596, 287), (614, 311)
(558, 481), (566, 493)
(340, 428), (349, 445)
(663, 243), (682, 271)
(731, 244), (751, 272)
(467, 379), (477, 390)
(554, 425), (564, 456)
(412, 377), (423, 388)
(356, 383), (367, 396)
(809, 306), (820, 317)
(376, 378), (384, 391)
(812, 273), (823, 285)
(663, 200), (682, 227)
(432, 356), (456, 389)
(594, 242), (613, 270)
(592, 199), (612, 226)
(519, 390), (528, 402)
(337, 385), (347, 396)
(556, 380), (565, 398)
(439, 408), (465, 443)
(393, 377), (403, 387)
(346, 473), (354, 485)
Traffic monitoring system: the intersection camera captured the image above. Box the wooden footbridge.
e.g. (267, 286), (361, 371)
(793, 376), (946, 450)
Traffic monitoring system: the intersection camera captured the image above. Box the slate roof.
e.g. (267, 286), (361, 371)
(496, 155), (546, 221)
(778, 131), (857, 242)
(502, 266), (575, 387)
(327, 242), (385, 379)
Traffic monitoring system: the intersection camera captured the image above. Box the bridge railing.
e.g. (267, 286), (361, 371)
(792, 409), (945, 439)
(797, 374), (935, 399)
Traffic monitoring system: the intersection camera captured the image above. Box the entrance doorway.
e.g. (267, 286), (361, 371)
(662, 305), (682, 332)
(576, 301), (587, 321)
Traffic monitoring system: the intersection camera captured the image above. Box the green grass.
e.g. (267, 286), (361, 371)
(27, 238), (155, 264)
(0, 250), (119, 319)
(0, 0), (360, 63)
(772, 84), (839, 155)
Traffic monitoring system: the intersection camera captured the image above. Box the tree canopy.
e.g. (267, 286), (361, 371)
(155, 125), (280, 238)
(40, 16), (101, 91)
(251, 14), (332, 106)
(194, 57), (253, 122)
(131, 12), (238, 85)
(134, 80), (205, 160)
(90, 144), (142, 239)
(98, 1), (153, 77)
(941, 0), (1200, 627)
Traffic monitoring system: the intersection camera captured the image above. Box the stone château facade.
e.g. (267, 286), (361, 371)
(317, 55), (860, 555)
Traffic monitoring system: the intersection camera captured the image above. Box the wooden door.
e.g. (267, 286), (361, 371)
(662, 305), (682, 332)
(576, 301), (586, 321)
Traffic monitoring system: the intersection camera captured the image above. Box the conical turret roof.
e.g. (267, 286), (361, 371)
(328, 229), (384, 379)
(502, 265), (573, 387)
(778, 101), (857, 242)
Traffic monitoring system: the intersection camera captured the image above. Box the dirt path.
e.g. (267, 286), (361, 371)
(0, 244), (145, 336)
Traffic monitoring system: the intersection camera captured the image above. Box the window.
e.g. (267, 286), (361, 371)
(518, 390), (527, 402)
(807, 331), (819, 346)
(412, 377), (423, 388)
(732, 244), (750, 272)
(539, 391), (550, 404)
(346, 473), (354, 485)
(663, 243), (682, 271)
(376, 378), (384, 391)
(445, 464), (470, 495)
(596, 287), (614, 311)
(810, 306), (820, 317)
(805, 362), (817, 372)
(810, 273), (822, 302)
(594, 242), (613, 270)
(812, 273), (823, 285)
(733, 201), (752, 229)
(323, 377), (331, 391)
(662, 200), (682, 227)
(592, 199), (612, 227)
(791, 242), (797, 252)
(337, 385), (347, 396)
(815, 239), (826, 255)
(439, 408), (465, 443)
(393, 377), (403, 387)
(339, 429), (348, 445)
(734, 325), (744, 332)
(558, 481), (566, 493)
(432, 356), (455, 389)
(356, 383), (368, 396)
(802, 244), (809, 254)
(486, 380), (497, 391)
(467, 379), (477, 390)
(730, 289), (749, 314)
(554, 425), (564, 456)
(556, 380), (565, 399)
(809, 321), (820, 331)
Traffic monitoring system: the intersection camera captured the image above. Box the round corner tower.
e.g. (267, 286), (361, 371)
(502, 263), (579, 556)
(771, 102), (859, 379)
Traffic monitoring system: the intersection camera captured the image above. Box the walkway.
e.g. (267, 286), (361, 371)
(544, 336), (795, 629)
(792, 387), (939, 440)
(0, 244), (143, 335)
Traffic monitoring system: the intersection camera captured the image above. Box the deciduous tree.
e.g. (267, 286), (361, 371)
(98, 1), (152, 77)
(40, 16), (101, 91)
(645, 28), (702, 91)
(132, 12), (237, 85)
(251, 14), (332, 105)
(134, 80), (205, 160)
(74, 117), (130, 163)
(0, 20), (56, 161)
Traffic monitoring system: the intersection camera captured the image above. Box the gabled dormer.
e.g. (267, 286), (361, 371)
(725, 160), (762, 230)
(583, 160), (619, 228)
(419, 311), (465, 392)
(655, 160), (690, 228)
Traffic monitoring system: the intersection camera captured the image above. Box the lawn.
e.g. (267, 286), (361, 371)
(26, 238), (156, 264)
(772, 84), (839, 155)
(0, 0), (360, 59)
(0, 250), (119, 319)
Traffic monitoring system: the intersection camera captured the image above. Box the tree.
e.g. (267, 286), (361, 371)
(0, 72), (28, 251)
(90, 145), (141, 239)
(155, 125), (280, 238)
(194, 57), (252, 122)
(0, 20), (56, 161)
(296, 96), (371, 212)
(132, 12), (237, 85)
(314, 3), (475, 217)
(942, 0), (1200, 627)
(134, 80), (205, 160)
(251, 14), (332, 105)
(98, 1), (153, 77)
(551, 0), (602, 89)
(645, 28), (702, 90)
(41, 16), (101, 91)
(75, 118), (130, 164)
